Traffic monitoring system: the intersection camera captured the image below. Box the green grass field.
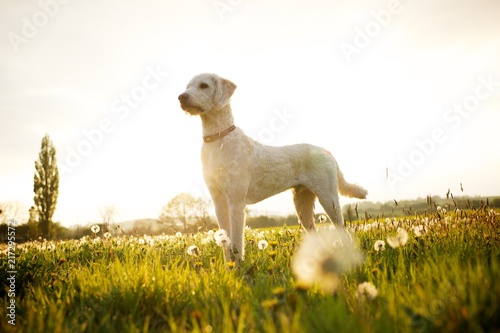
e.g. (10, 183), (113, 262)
(1, 207), (499, 333)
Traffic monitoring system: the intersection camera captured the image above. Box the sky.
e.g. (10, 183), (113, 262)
(1, 0), (499, 227)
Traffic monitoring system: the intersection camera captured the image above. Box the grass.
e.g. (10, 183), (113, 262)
(1, 207), (499, 332)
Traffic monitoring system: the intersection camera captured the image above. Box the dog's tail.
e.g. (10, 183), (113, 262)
(336, 164), (368, 199)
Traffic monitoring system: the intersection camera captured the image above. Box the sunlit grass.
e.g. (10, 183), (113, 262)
(1, 207), (499, 332)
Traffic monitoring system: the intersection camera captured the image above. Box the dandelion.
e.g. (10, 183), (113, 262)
(175, 231), (182, 238)
(356, 281), (379, 300)
(261, 298), (279, 310)
(214, 229), (228, 241)
(258, 240), (269, 250)
(91, 224), (100, 234)
(374, 240), (386, 252)
(292, 229), (363, 293)
(318, 215), (328, 223)
(386, 229), (409, 248)
(269, 240), (279, 249)
(271, 286), (286, 298)
(216, 235), (231, 248)
(138, 238), (145, 245)
(413, 225), (426, 237)
(103, 232), (111, 239)
(187, 245), (200, 256)
(214, 229), (230, 247)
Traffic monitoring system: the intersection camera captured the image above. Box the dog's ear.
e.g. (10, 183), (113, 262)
(213, 76), (237, 109)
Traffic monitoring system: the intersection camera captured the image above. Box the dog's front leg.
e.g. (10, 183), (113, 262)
(210, 188), (230, 233)
(228, 202), (246, 262)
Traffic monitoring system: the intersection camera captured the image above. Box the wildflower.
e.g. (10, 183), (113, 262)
(318, 215), (328, 223)
(268, 250), (278, 259)
(271, 286), (286, 298)
(356, 281), (379, 300)
(175, 231), (182, 238)
(187, 245), (200, 256)
(386, 229), (409, 248)
(292, 229), (363, 293)
(103, 232), (111, 239)
(214, 229), (227, 241)
(216, 235), (231, 248)
(413, 225), (426, 237)
(138, 238), (145, 245)
(268, 240), (278, 249)
(226, 261), (236, 269)
(258, 240), (269, 250)
(261, 298), (279, 310)
(374, 240), (386, 252)
(214, 229), (230, 247)
(91, 224), (100, 234)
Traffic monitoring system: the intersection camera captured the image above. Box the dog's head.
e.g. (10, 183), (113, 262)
(178, 73), (237, 115)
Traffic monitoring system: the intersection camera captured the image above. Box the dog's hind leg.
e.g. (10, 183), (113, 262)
(316, 188), (353, 245)
(292, 186), (317, 232)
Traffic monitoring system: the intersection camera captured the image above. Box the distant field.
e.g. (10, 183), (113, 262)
(1, 208), (499, 332)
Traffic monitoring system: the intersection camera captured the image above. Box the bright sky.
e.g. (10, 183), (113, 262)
(1, 0), (499, 227)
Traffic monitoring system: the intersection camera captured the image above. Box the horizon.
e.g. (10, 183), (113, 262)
(1, 1), (499, 227)
(3, 192), (498, 228)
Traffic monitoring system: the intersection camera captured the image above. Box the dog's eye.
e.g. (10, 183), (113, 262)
(199, 83), (209, 89)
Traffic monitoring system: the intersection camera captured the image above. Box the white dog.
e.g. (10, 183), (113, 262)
(178, 73), (367, 262)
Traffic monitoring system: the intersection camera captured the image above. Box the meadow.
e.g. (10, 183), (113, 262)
(1, 204), (499, 333)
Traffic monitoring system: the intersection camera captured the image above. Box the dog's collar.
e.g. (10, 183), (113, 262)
(203, 125), (236, 143)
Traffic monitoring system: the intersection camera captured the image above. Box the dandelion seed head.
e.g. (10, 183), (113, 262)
(214, 229), (228, 241)
(258, 240), (269, 250)
(103, 232), (111, 239)
(187, 245), (200, 256)
(386, 229), (409, 248)
(216, 235), (231, 248)
(357, 281), (379, 300)
(413, 225), (426, 237)
(292, 229), (363, 293)
(175, 232), (182, 238)
(374, 240), (386, 252)
(91, 225), (100, 234)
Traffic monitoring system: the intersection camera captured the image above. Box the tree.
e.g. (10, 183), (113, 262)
(33, 134), (59, 239)
(0, 201), (28, 225)
(159, 193), (214, 232)
(98, 204), (117, 232)
(27, 206), (39, 239)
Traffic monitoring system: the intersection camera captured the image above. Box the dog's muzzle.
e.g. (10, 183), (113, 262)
(178, 93), (189, 104)
(178, 93), (205, 114)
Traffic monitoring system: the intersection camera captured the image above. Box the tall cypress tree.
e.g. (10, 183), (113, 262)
(34, 134), (59, 239)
